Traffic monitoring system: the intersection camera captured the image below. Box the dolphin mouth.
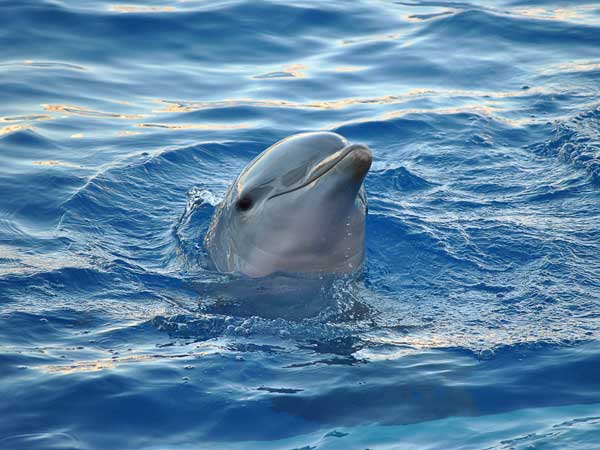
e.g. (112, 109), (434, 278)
(268, 143), (371, 200)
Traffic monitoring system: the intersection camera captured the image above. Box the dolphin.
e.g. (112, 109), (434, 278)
(204, 132), (372, 278)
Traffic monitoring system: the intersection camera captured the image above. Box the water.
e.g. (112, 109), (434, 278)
(1, 0), (600, 448)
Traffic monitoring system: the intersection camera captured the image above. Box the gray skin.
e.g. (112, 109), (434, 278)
(204, 132), (372, 278)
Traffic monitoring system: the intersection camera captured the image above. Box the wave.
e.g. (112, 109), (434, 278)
(368, 165), (438, 192)
(418, 9), (600, 48)
(0, 1), (402, 65)
(57, 142), (239, 267)
(531, 107), (600, 183)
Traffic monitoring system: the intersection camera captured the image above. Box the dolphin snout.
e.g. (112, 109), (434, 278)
(345, 144), (372, 178)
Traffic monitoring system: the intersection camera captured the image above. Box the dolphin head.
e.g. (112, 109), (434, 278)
(205, 132), (372, 278)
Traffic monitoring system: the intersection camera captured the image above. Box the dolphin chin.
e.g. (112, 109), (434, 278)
(204, 132), (371, 278)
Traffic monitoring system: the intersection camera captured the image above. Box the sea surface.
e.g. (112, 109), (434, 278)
(1, 0), (600, 449)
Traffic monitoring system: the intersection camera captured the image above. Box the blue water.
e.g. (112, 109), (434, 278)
(1, 0), (600, 448)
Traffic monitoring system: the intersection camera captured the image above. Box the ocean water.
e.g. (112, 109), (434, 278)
(1, 0), (600, 448)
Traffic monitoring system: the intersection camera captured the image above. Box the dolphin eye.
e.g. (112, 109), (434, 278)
(236, 196), (253, 211)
